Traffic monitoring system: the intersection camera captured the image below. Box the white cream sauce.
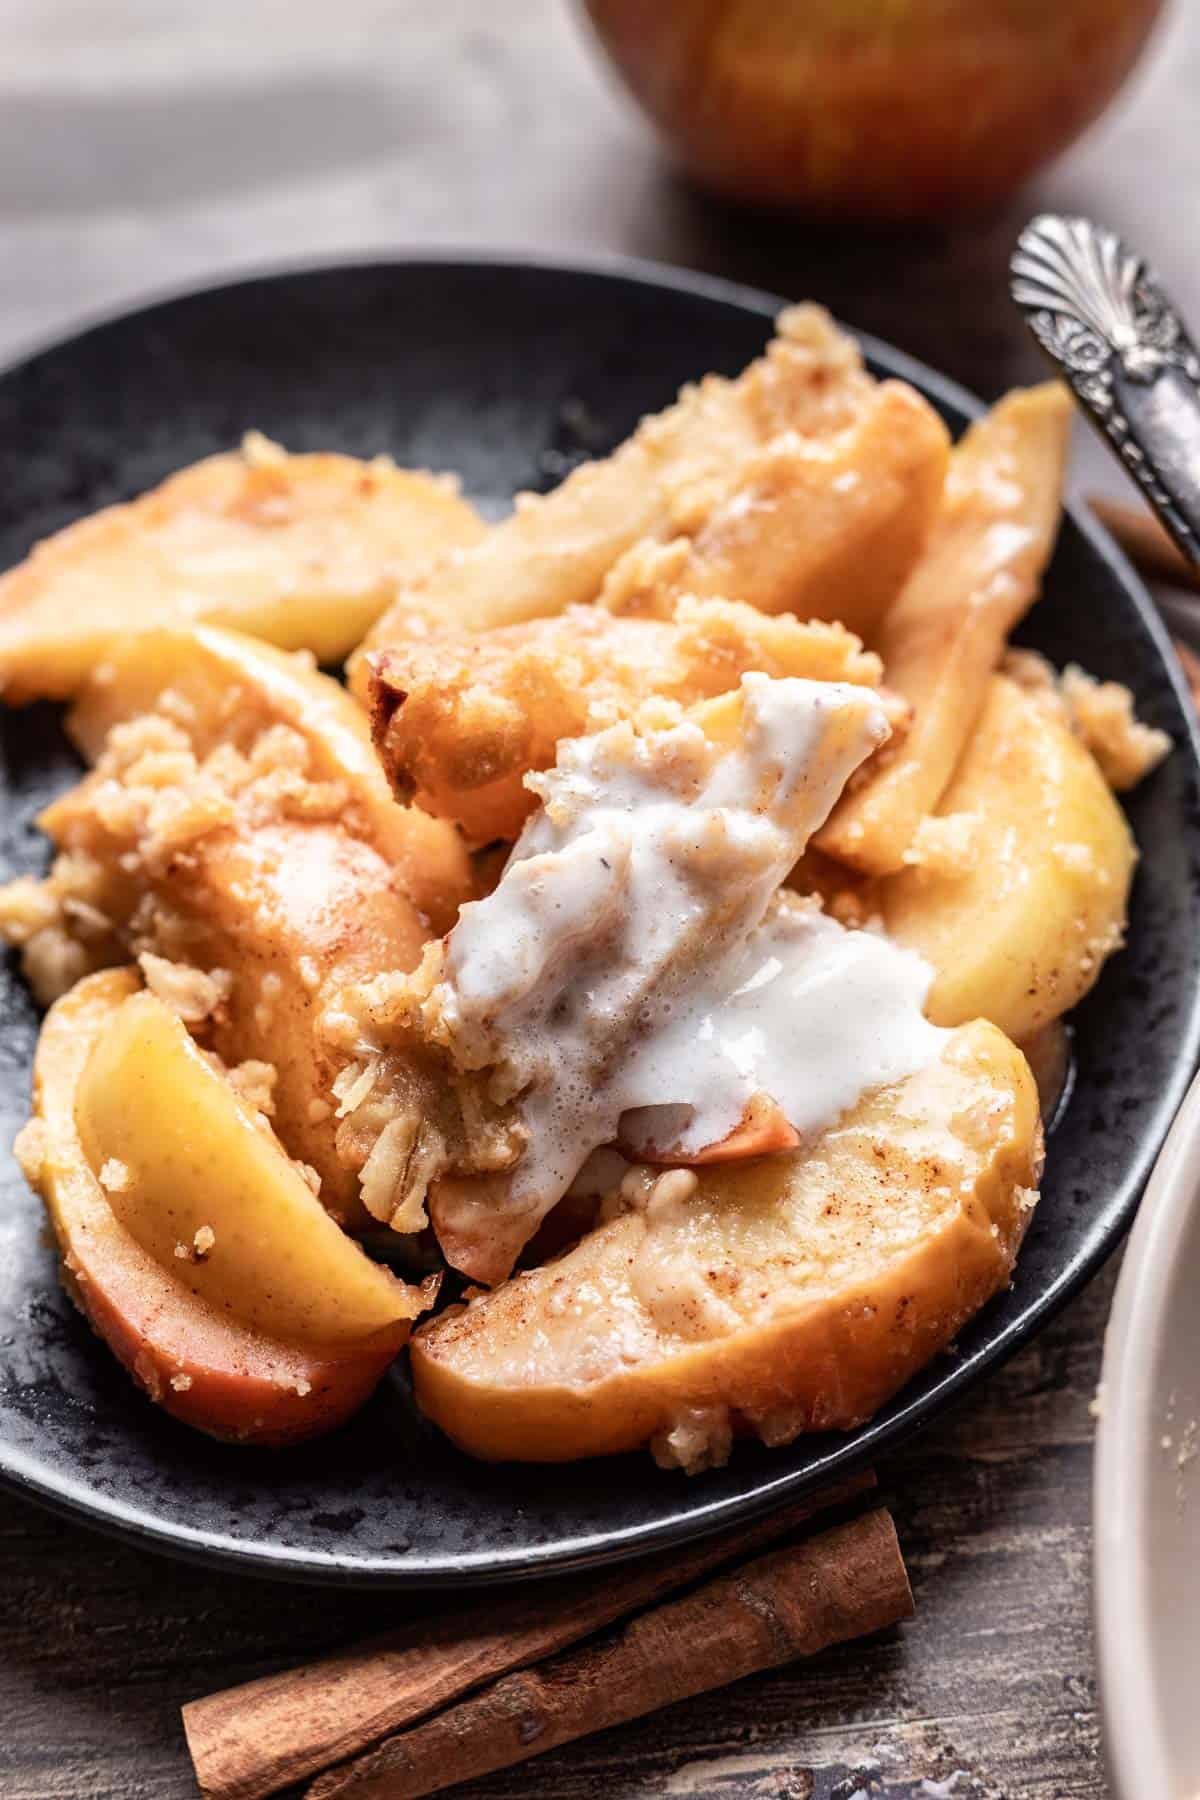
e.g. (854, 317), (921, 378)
(437, 673), (946, 1226)
(619, 899), (946, 1159)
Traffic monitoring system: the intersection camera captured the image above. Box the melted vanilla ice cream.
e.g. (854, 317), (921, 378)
(431, 674), (948, 1228)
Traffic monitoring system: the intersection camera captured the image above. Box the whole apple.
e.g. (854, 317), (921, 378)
(582, 0), (1166, 219)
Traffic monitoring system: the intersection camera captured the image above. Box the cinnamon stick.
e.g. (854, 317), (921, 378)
(307, 1508), (911, 1800)
(1089, 495), (1200, 594)
(185, 1472), (873, 1800)
(1173, 637), (1200, 711)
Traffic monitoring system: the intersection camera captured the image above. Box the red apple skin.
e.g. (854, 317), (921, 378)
(31, 969), (409, 1449)
(61, 1240), (403, 1449)
(582, 0), (1165, 219)
(618, 1093), (800, 1164)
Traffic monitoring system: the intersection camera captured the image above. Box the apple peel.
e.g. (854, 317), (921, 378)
(22, 969), (424, 1446)
(619, 1092), (801, 1166)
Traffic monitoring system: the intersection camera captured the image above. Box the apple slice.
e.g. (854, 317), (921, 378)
(881, 674), (1136, 1039)
(27, 814), (431, 1229)
(24, 969), (422, 1445)
(66, 623), (472, 935)
(0, 443), (485, 703)
(75, 989), (420, 1346)
(599, 379), (951, 640)
(816, 384), (1072, 875)
(411, 1020), (1041, 1464)
(369, 598), (883, 848)
(349, 304), (874, 690)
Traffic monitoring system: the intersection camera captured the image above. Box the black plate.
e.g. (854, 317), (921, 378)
(1, 257), (1198, 1589)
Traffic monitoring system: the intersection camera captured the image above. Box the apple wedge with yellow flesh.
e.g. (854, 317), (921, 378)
(882, 674), (1136, 1040)
(75, 990), (421, 1345)
(349, 304), (874, 691)
(26, 971), (422, 1444)
(817, 384), (1072, 875)
(411, 1019), (1041, 1464)
(30, 810), (429, 1228)
(0, 442), (485, 703)
(369, 598), (884, 848)
(66, 623), (472, 935)
(153, 823), (430, 1225)
(599, 379), (950, 641)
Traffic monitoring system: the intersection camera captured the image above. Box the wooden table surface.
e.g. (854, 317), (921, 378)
(0, 5), (1197, 1796)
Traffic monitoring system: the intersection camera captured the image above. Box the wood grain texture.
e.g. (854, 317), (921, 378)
(184, 1480), (875, 1800)
(0, 1265), (1113, 1800)
(306, 1513), (911, 1800)
(0, 1), (1193, 1795)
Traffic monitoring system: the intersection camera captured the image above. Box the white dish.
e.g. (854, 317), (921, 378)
(1096, 1066), (1200, 1799)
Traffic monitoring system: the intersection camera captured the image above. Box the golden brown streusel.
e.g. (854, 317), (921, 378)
(138, 952), (231, 1025)
(1059, 664), (1171, 791)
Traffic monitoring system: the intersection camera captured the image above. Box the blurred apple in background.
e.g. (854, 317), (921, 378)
(581, 0), (1166, 220)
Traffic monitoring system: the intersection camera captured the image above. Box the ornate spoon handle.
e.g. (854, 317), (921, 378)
(1011, 214), (1200, 568)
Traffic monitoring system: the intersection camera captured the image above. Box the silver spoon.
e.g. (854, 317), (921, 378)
(1011, 213), (1200, 569)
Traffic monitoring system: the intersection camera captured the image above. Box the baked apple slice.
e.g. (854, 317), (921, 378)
(410, 1019), (1041, 1465)
(349, 304), (875, 686)
(22, 970), (424, 1444)
(66, 622), (472, 935)
(882, 673), (1136, 1039)
(817, 383), (1072, 874)
(597, 379), (950, 640)
(369, 598), (885, 846)
(0, 439), (484, 702)
(29, 815), (429, 1229)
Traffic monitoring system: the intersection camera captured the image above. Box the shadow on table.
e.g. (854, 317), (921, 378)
(621, 167), (1049, 402)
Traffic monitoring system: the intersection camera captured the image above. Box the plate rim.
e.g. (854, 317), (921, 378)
(1094, 1065), (1200, 1799)
(2, 250), (1199, 1588)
